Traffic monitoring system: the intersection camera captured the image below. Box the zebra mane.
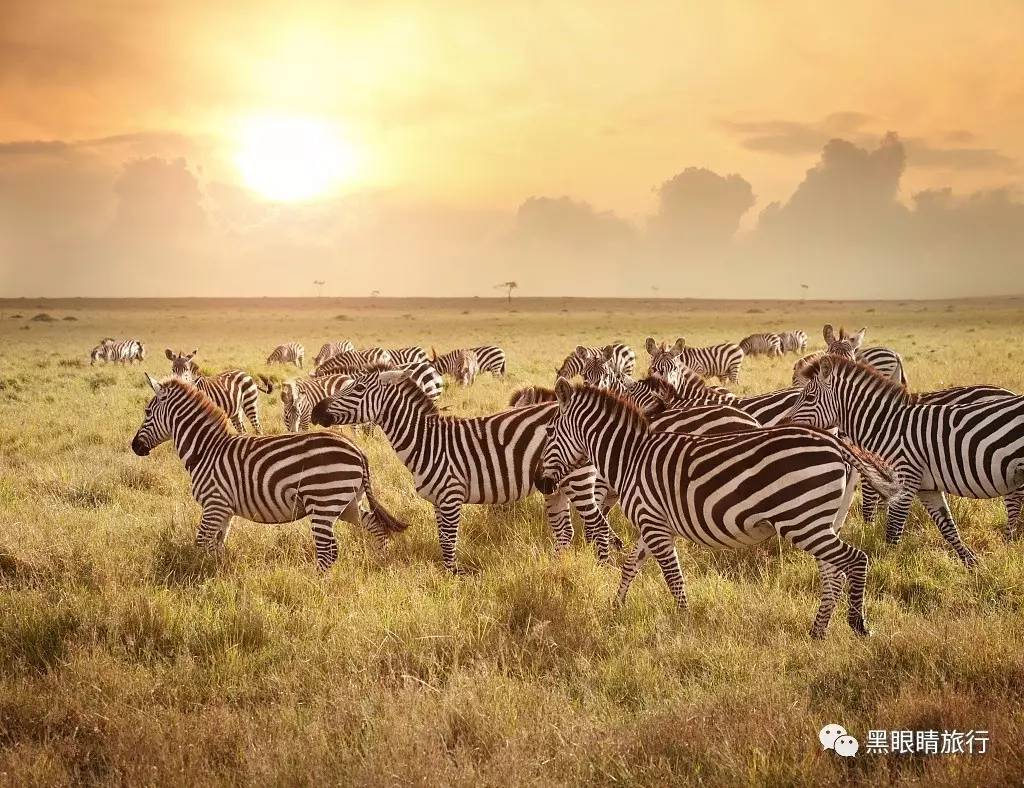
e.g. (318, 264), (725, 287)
(571, 383), (650, 433)
(388, 373), (440, 414)
(807, 356), (913, 403)
(509, 385), (557, 406)
(161, 378), (232, 431)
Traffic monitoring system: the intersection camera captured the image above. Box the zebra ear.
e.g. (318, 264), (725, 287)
(645, 337), (657, 355)
(145, 372), (161, 393)
(188, 349), (198, 359)
(823, 324), (835, 344)
(430, 346), (437, 361)
(575, 345), (589, 357)
(851, 328), (866, 349)
(554, 376), (573, 409)
(672, 338), (686, 354)
(164, 348), (174, 360)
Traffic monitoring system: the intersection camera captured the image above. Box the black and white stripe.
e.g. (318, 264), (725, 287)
(776, 330), (808, 354)
(794, 325), (906, 385)
(388, 346), (429, 365)
(314, 341), (355, 368)
(266, 342), (305, 367)
(787, 357), (1024, 564)
(432, 345), (507, 378)
(540, 381), (899, 638)
(556, 343), (636, 378)
(646, 336), (743, 384)
(132, 375), (407, 569)
(314, 348), (396, 377)
(165, 348), (272, 433)
(738, 333), (783, 357)
(281, 374), (356, 432)
(90, 338), (145, 365)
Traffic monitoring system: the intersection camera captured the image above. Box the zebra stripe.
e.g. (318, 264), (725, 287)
(282, 374), (355, 432)
(309, 370), (606, 570)
(314, 348), (396, 377)
(266, 342), (305, 367)
(787, 357), (1024, 565)
(541, 381), (899, 638)
(776, 330), (808, 354)
(645, 336), (743, 384)
(388, 346), (429, 365)
(90, 338), (145, 365)
(314, 341), (355, 368)
(794, 325), (907, 385)
(132, 376), (407, 570)
(165, 349), (272, 433)
(738, 333), (783, 357)
(432, 345), (507, 378)
(556, 343), (636, 378)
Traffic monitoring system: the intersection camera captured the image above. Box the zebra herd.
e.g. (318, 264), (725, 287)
(121, 324), (1024, 639)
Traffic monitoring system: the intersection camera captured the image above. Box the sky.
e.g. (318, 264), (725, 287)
(1, 1), (1022, 298)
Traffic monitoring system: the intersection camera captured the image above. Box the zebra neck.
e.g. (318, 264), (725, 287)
(586, 419), (644, 492)
(837, 385), (905, 452)
(171, 411), (231, 473)
(373, 400), (432, 466)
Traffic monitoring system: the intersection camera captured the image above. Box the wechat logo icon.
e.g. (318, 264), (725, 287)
(820, 724), (859, 758)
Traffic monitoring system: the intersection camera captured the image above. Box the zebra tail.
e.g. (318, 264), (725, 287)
(359, 454), (410, 536)
(839, 441), (901, 501)
(256, 375), (274, 394)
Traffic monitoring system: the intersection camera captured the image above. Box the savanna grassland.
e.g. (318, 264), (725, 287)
(2, 296), (1024, 787)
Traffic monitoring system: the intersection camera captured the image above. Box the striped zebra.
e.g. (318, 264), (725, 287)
(540, 380), (899, 638)
(165, 349), (272, 433)
(646, 337), (743, 384)
(282, 374), (355, 432)
(787, 356), (1024, 564)
(90, 338), (145, 365)
(309, 369), (608, 570)
(388, 346), (429, 365)
(132, 375), (408, 569)
(794, 326), (906, 385)
(776, 330), (808, 354)
(313, 341), (354, 368)
(509, 386), (557, 408)
(432, 345), (507, 378)
(266, 342), (305, 368)
(454, 349), (480, 387)
(314, 348), (396, 377)
(738, 333), (783, 357)
(556, 343), (636, 378)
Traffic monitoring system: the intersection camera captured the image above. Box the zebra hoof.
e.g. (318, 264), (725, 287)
(609, 534), (624, 552)
(848, 614), (872, 637)
(959, 551), (979, 568)
(808, 628), (827, 640)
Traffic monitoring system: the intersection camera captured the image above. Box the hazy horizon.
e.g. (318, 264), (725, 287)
(2, 2), (1022, 299)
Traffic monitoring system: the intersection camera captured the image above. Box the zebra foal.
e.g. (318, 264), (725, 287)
(266, 342), (305, 367)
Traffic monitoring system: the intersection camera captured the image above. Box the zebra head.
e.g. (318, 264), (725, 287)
(581, 356), (618, 389)
(280, 381), (303, 432)
(132, 373), (175, 455)
(311, 369), (405, 427)
(539, 378), (592, 491)
(556, 346), (598, 378)
(822, 325), (864, 360)
(786, 356), (841, 429)
(165, 348), (199, 382)
(645, 337), (686, 387)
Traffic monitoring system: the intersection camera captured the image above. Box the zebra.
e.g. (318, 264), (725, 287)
(509, 386), (556, 408)
(645, 337), (744, 384)
(738, 333), (783, 357)
(266, 342), (305, 368)
(165, 349), (272, 433)
(786, 356), (1024, 565)
(314, 348), (396, 377)
(132, 375), (408, 569)
(539, 380), (900, 639)
(432, 346), (507, 378)
(454, 349), (480, 387)
(776, 330), (808, 354)
(556, 343), (636, 378)
(282, 374), (356, 432)
(313, 341), (354, 368)
(90, 338), (145, 365)
(309, 369), (609, 570)
(794, 326), (906, 385)
(388, 346), (429, 365)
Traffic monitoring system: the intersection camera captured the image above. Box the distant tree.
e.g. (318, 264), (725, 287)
(313, 280), (326, 297)
(495, 281), (519, 304)
(800, 283), (809, 302)
(370, 289), (381, 298)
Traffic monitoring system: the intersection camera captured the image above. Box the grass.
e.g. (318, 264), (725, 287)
(1, 296), (1023, 785)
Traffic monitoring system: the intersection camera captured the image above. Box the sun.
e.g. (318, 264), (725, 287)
(234, 115), (359, 202)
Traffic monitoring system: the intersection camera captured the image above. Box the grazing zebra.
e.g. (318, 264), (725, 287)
(309, 369), (608, 569)
(787, 356), (1024, 565)
(738, 333), (783, 357)
(509, 386), (557, 408)
(539, 381), (899, 638)
(266, 342), (305, 368)
(776, 330), (808, 354)
(388, 346), (429, 365)
(432, 346), (507, 378)
(282, 374), (355, 432)
(132, 375), (408, 569)
(794, 326), (906, 385)
(556, 343), (636, 378)
(314, 348), (396, 377)
(90, 338), (144, 365)
(645, 337), (743, 384)
(165, 349), (272, 433)
(313, 341), (355, 368)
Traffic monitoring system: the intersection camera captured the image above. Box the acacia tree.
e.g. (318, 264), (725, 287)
(496, 281), (518, 304)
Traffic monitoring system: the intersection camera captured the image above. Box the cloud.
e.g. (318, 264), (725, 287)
(903, 139), (1016, 171)
(648, 168), (755, 248)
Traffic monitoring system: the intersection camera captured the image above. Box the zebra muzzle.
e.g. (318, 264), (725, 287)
(534, 475), (557, 495)
(131, 436), (151, 456)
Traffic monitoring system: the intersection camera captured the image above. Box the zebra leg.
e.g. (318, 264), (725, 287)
(434, 496), (464, 573)
(543, 488), (574, 553)
(308, 511), (340, 571)
(1004, 491), (1023, 541)
(860, 483), (880, 522)
(615, 537), (649, 608)
(244, 401), (262, 434)
(810, 559), (846, 639)
(641, 522), (688, 610)
(918, 490), (978, 566)
(593, 476), (625, 552)
(795, 534), (869, 638)
(229, 411), (247, 433)
(196, 503), (232, 550)
(561, 467), (612, 562)
(884, 488), (917, 546)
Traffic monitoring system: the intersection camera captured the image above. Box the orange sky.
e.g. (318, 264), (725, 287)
(1, 1), (1022, 297)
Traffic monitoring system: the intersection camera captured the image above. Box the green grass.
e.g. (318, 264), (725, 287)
(1, 296), (1023, 786)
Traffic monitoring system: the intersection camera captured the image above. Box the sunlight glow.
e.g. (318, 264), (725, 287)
(234, 115), (359, 202)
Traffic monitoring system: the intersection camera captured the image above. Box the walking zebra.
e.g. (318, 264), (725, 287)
(313, 341), (354, 368)
(645, 337), (743, 384)
(309, 369), (607, 570)
(314, 348), (396, 377)
(132, 375), (408, 569)
(794, 326), (906, 385)
(432, 346), (507, 378)
(738, 333), (783, 357)
(787, 357), (1024, 564)
(165, 349), (272, 433)
(266, 343), (305, 368)
(776, 330), (808, 354)
(282, 374), (356, 432)
(388, 346), (429, 365)
(556, 343), (636, 378)
(90, 338), (145, 365)
(540, 381), (899, 638)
